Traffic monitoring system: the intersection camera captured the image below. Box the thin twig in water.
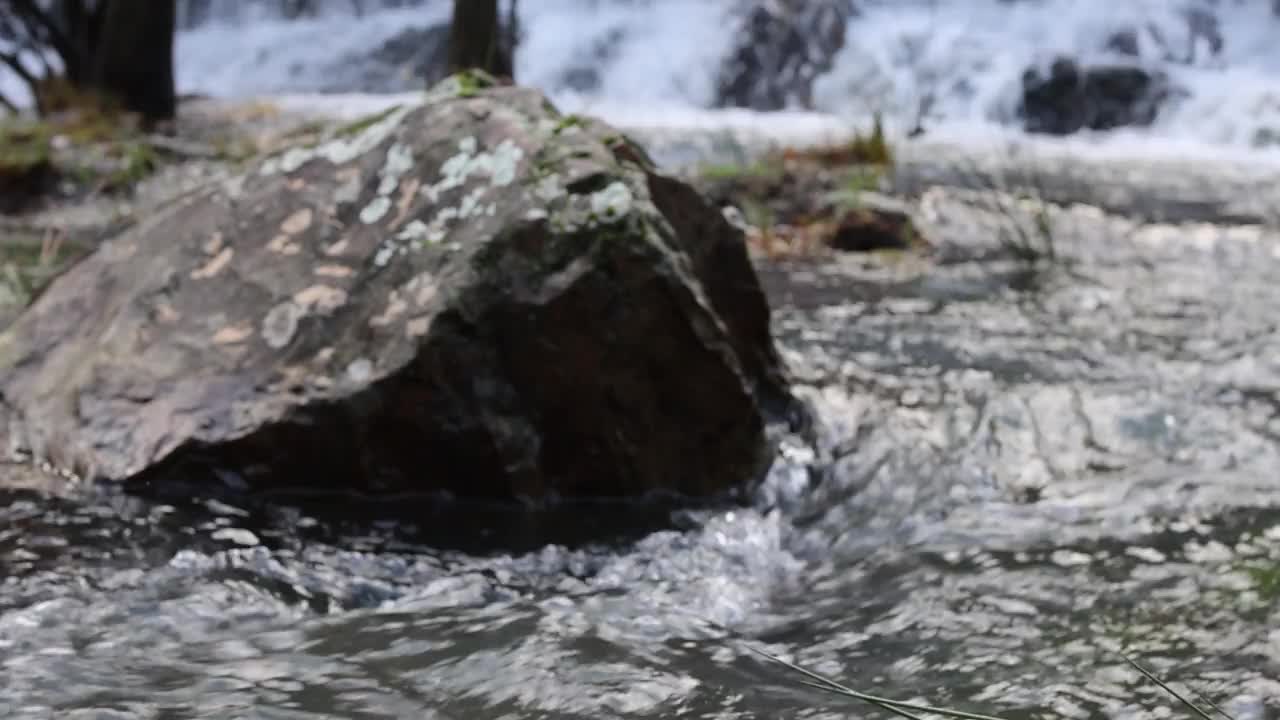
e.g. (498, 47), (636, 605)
(746, 644), (1015, 720)
(1119, 651), (1237, 720)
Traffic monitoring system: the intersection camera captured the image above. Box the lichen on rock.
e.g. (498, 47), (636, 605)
(0, 77), (794, 504)
(589, 181), (633, 223)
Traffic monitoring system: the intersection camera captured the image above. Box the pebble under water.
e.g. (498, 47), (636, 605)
(4, 173), (1280, 719)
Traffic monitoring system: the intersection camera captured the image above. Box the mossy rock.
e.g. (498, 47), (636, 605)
(0, 82), (794, 504)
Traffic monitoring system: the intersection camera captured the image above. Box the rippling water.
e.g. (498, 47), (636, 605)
(5, 164), (1280, 718)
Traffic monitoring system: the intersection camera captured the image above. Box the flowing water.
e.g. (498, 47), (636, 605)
(5, 1), (1280, 718)
(4, 173), (1280, 718)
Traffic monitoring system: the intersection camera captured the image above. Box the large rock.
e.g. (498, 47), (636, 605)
(714, 0), (857, 111)
(0, 74), (793, 502)
(323, 23), (452, 94)
(1017, 56), (1177, 135)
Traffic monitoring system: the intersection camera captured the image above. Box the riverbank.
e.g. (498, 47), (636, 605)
(7, 94), (1279, 327)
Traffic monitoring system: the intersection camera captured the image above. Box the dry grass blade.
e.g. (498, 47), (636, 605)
(746, 644), (1014, 720)
(1119, 652), (1235, 720)
(795, 678), (931, 720)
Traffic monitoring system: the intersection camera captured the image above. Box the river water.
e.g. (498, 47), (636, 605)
(3, 135), (1280, 718)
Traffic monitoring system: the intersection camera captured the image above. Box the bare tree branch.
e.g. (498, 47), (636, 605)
(9, 0), (77, 74)
(0, 48), (38, 87)
(0, 88), (19, 114)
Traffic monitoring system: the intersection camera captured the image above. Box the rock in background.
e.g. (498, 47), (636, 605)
(1017, 56), (1180, 135)
(714, 0), (857, 111)
(0, 75), (793, 503)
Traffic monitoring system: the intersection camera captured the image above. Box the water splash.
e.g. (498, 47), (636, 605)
(159, 0), (1280, 155)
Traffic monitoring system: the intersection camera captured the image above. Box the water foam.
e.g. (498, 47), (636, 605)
(7, 0), (1280, 162)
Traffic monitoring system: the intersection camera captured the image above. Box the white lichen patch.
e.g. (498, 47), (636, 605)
(321, 104), (417, 166)
(534, 174), (564, 202)
(373, 242), (399, 267)
(262, 301), (303, 349)
(279, 147), (313, 173)
(423, 137), (524, 203)
(377, 142), (415, 196)
(427, 207), (458, 242)
(293, 284), (348, 314)
(258, 103), (417, 178)
(333, 174), (362, 205)
(524, 208), (549, 222)
(190, 247), (233, 280)
(457, 186), (487, 219)
(589, 181), (633, 223)
(360, 196), (392, 224)
(489, 140), (523, 186)
(346, 357), (374, 384)
(280, 208), (313, 235)
(396, 219), (431, 244)
(362, 136), (525, 257)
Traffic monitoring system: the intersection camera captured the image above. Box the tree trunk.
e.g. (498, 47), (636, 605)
(92, 0), (176, 123)
(447, 0), (512, 80)
(56, 0), (104, 86)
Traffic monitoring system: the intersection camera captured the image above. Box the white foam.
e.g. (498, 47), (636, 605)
(814, 0), (1280, 151)
(7, 0), (1280, 162)
(176, 4), (451, 97)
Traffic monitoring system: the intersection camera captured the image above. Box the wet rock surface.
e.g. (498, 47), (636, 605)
(714, 0), (856, 111)
(1018, 57), (1179, 135)
(323, 23), (452, 93)
(0, 78), (790, 502)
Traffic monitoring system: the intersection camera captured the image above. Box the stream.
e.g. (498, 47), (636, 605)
(3, 141), (1280, 719)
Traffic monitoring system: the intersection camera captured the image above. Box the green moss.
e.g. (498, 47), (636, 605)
(214, 136), (260, 163)
(453, 68), (499, 98)
(0, 122), (55, 208)
(553, 114), (586, 134)
(847, 112), (893, 167)
(1241, 562), (1280, 600)
(0, 122), (52, 175)
(846, 165), (883, 194)
(104, 141), (159, 191)
(335, 104), (404, 138)
(739, 198), (774, 230)
(0, 228), (91, 309)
